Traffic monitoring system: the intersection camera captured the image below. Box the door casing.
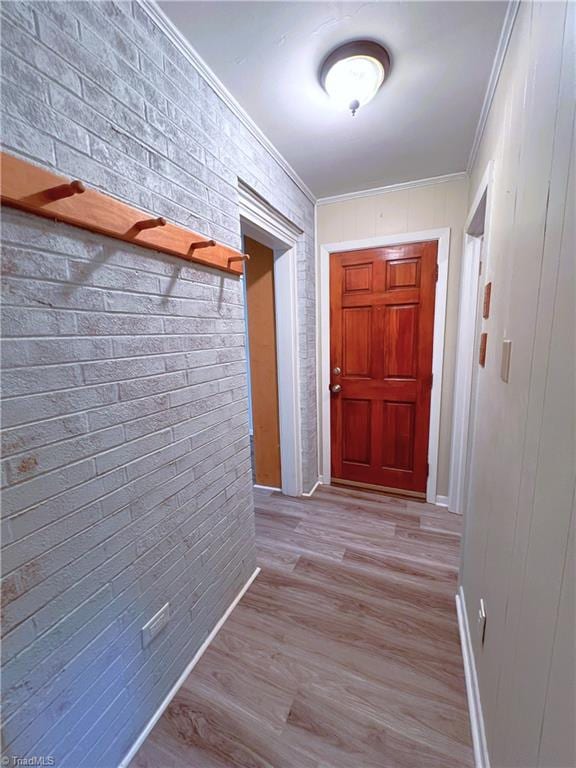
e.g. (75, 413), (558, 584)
(449, 161), (494, 515)
(319, 228), (451, 504)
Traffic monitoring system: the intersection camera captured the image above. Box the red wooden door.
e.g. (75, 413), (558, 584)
(330, 241), (437, 497)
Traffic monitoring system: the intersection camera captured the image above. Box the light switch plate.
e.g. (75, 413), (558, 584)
(501, 339), (512, 382)
(142, 602), (170, 648)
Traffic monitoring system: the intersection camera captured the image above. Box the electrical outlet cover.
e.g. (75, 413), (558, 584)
(142, 602), (170, 648)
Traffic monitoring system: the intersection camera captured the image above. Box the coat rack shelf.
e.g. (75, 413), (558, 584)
(0, 152), (247, 276)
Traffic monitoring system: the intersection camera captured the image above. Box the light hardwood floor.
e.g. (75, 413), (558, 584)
(131, 486), (473, 768)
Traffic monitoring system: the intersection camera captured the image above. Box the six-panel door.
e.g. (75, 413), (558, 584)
(330, 241), (437, 495)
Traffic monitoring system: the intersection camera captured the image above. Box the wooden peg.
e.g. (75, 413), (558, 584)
(39, 180), (86, 203)
(188, 239), (216, 252)
(227, 253), (250, 264)
(69, 180), (86, 194)
(133, 216), (167, 231)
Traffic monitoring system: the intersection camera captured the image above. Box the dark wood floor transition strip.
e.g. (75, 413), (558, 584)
(131, 485), (473, 768)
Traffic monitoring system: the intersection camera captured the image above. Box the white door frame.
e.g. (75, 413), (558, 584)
(319, 228), (451, 503)
(239, 183), (303, 497)
(448, 161), (493, 514)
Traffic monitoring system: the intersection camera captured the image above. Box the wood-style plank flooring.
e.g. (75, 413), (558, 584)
(131, 486), (473, 768)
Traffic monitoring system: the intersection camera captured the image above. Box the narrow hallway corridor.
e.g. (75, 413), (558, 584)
(132, 487), (472, 767)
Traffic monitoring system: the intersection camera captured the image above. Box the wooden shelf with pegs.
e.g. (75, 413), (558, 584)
(0, 152), (248, 276)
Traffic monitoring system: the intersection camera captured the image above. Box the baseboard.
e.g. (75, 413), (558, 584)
(435, 495), (449, 507)
(253, 481), (321, 497)
(301, 479), (322, 497)
(456, 586), (490, 768)
(118, 566), (261, 768)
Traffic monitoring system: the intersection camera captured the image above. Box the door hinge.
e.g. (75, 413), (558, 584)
(430, 373), (433, 388)
(434, 264), (439, 282)
(426, 462), (430, 478)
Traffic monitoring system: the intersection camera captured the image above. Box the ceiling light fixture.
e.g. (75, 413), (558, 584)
(320, 40), (391, 117)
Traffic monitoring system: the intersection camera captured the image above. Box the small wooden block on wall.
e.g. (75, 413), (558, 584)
(483, 282), (492, 319)
(479, 332), (488, 367)
(0, 151), (246, 275)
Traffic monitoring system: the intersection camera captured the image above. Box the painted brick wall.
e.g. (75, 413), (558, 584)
(0, 1), (317, 765)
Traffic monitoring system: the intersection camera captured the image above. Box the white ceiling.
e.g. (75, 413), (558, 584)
(159, 1), (508, 198)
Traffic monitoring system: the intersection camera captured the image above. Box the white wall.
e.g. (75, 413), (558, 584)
(460, 2), (575, 766)
(317, 175), (468, 498)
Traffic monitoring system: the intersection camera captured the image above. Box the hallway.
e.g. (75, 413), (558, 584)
(1, 2), (573, 764)
(132, 487), (473, 767)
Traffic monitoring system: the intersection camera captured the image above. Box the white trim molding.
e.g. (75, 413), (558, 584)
(317, 172), (468, 207)
(143, 1), (315, 203)
(301, 479), (322, 498)
(467, 1), (521, 172)
(456, 586), (491, 768)
(319, 228), (451, 504)
(119, 567), (261, 768)
(448, 161), (494, 515)
(239, 183), (303, 244)
(239, 183), (304, 497)
(435, 495), (449, 507)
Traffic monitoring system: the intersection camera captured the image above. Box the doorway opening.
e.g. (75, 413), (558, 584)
(239, 182), (303, 497)
(449, 162), (493, 514)
(243, 236), (282, 489)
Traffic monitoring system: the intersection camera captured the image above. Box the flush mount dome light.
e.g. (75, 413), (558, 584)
(320, 40), (391, 116)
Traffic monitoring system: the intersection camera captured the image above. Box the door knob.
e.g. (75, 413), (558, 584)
(330, 384), (342, 393)
(332, 366), (342, 376)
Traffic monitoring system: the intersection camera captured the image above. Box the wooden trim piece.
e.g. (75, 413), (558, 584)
(0, 152), (246, 276)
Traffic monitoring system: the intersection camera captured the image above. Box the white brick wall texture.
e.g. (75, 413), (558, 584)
(0, 1), (317, 765)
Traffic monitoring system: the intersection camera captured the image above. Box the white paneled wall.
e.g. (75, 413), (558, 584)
(461, 2), (575, 766)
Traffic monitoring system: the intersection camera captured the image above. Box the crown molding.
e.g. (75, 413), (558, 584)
(316, 171), (468, 206)
(467, 0), (521, 173)
(141, 0), (316, 204)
